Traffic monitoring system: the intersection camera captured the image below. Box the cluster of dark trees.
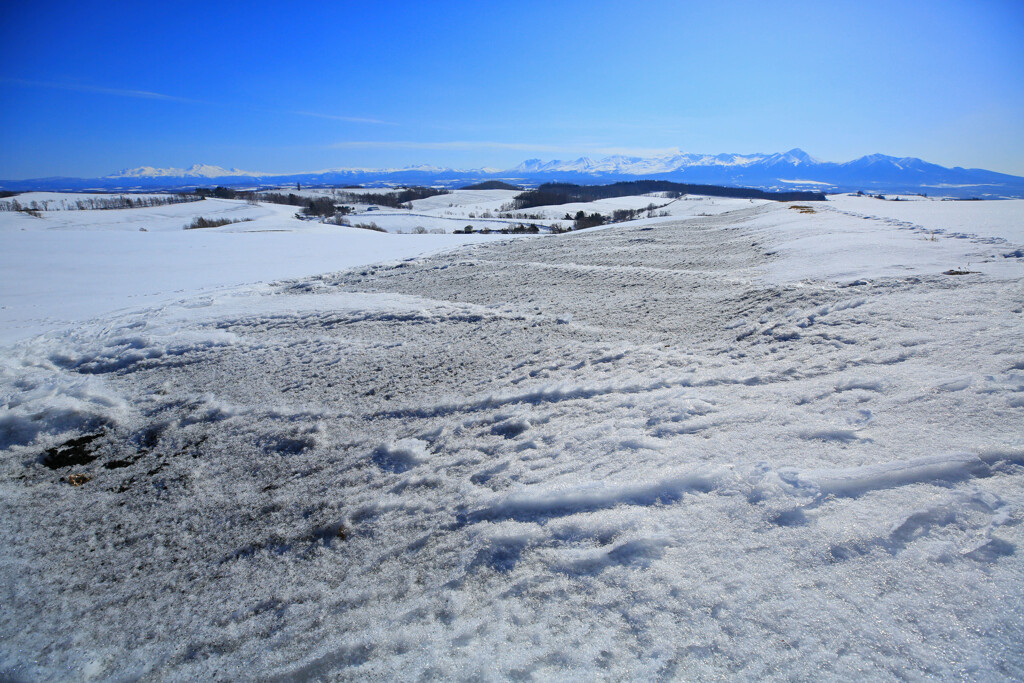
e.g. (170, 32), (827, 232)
(510, 181), (826, 210)
(213, 191), (349, 218)
(611, 205), (666, 222)
(459, 180), (521, 191)
(555, 208), (663, 231)
(256, 192), (308, 206)
(194, 186), (239, 199)
(570, 211), (606, 230)
(505, 223), (541, 234)
(303, 197), (350, 217)
(184, 216), (252, 230)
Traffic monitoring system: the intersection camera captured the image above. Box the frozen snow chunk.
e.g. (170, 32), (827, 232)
(616, 435), (663, 451)
(783, 452), (993, 498)
(550, 535), (672, 575)
(835, 377), (883, 393)
(798, 428), (863, 443)
(371, 438), (431, 473)
(934, 377), (971, 392)
(722, 317), (748, 330)
(471, 468), (727, 523)
(772, 327), (802, 341)
(832, 297), (866, 311)
(180, 396), (243, 426)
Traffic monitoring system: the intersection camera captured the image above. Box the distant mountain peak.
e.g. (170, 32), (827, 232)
(781, 148), (817, 163)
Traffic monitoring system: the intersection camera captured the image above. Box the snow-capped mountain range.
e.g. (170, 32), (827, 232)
(5, 149), (1024, 198)
(512, 148), (823, 175)
(109, 164), (265, 178)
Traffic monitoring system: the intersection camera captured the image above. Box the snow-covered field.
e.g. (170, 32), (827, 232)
(344, 189), (770, 234)
(1, 193), (1023, 680)
(0, 198), (508, 344)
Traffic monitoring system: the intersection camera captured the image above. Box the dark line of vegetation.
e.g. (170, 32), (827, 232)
(0, 193), (201, 212)
(254, 192), (327, 214)
(336, 186), (449, 209)
(459, 180), (521, 191)
(184, 216), (254, 230)
(454, 223), (542, 234)
(324, 215), (387, 232)
(510, 181), (825, 210)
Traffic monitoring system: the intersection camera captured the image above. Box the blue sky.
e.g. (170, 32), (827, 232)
(1, 0), (1022, 178)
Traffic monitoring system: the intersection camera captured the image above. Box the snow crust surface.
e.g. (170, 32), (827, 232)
(1, 194), (1023, 680)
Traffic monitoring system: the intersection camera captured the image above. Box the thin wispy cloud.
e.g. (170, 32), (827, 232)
(329, 140), (570, 152)
(1, 78), (202, 103)
(587, 145), (683, 157)
(292, 111), (396, 125)
(3, 80), (393, 127)
(328, 140), (683, 157)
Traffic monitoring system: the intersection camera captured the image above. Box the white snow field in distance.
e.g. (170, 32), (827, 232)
(0, 192), (1023, 680)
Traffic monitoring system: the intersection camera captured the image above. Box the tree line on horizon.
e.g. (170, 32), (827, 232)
(509, 181), (826, 210)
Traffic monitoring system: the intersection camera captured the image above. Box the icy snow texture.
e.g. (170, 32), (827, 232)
(1, 197), (1023, 680)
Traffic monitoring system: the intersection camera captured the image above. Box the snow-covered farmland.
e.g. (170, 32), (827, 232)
(827, 193), (1024, 245)
(513, 193), (771, 222)
(1, 192), (1023, 680)
(0, 197), (509, 344)
(409, 188), (521, 214)
(0, 192), (199, 212)
(344, 189), (771, 234)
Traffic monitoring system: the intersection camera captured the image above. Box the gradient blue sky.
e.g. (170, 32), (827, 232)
(1, 0), (1022, 178)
